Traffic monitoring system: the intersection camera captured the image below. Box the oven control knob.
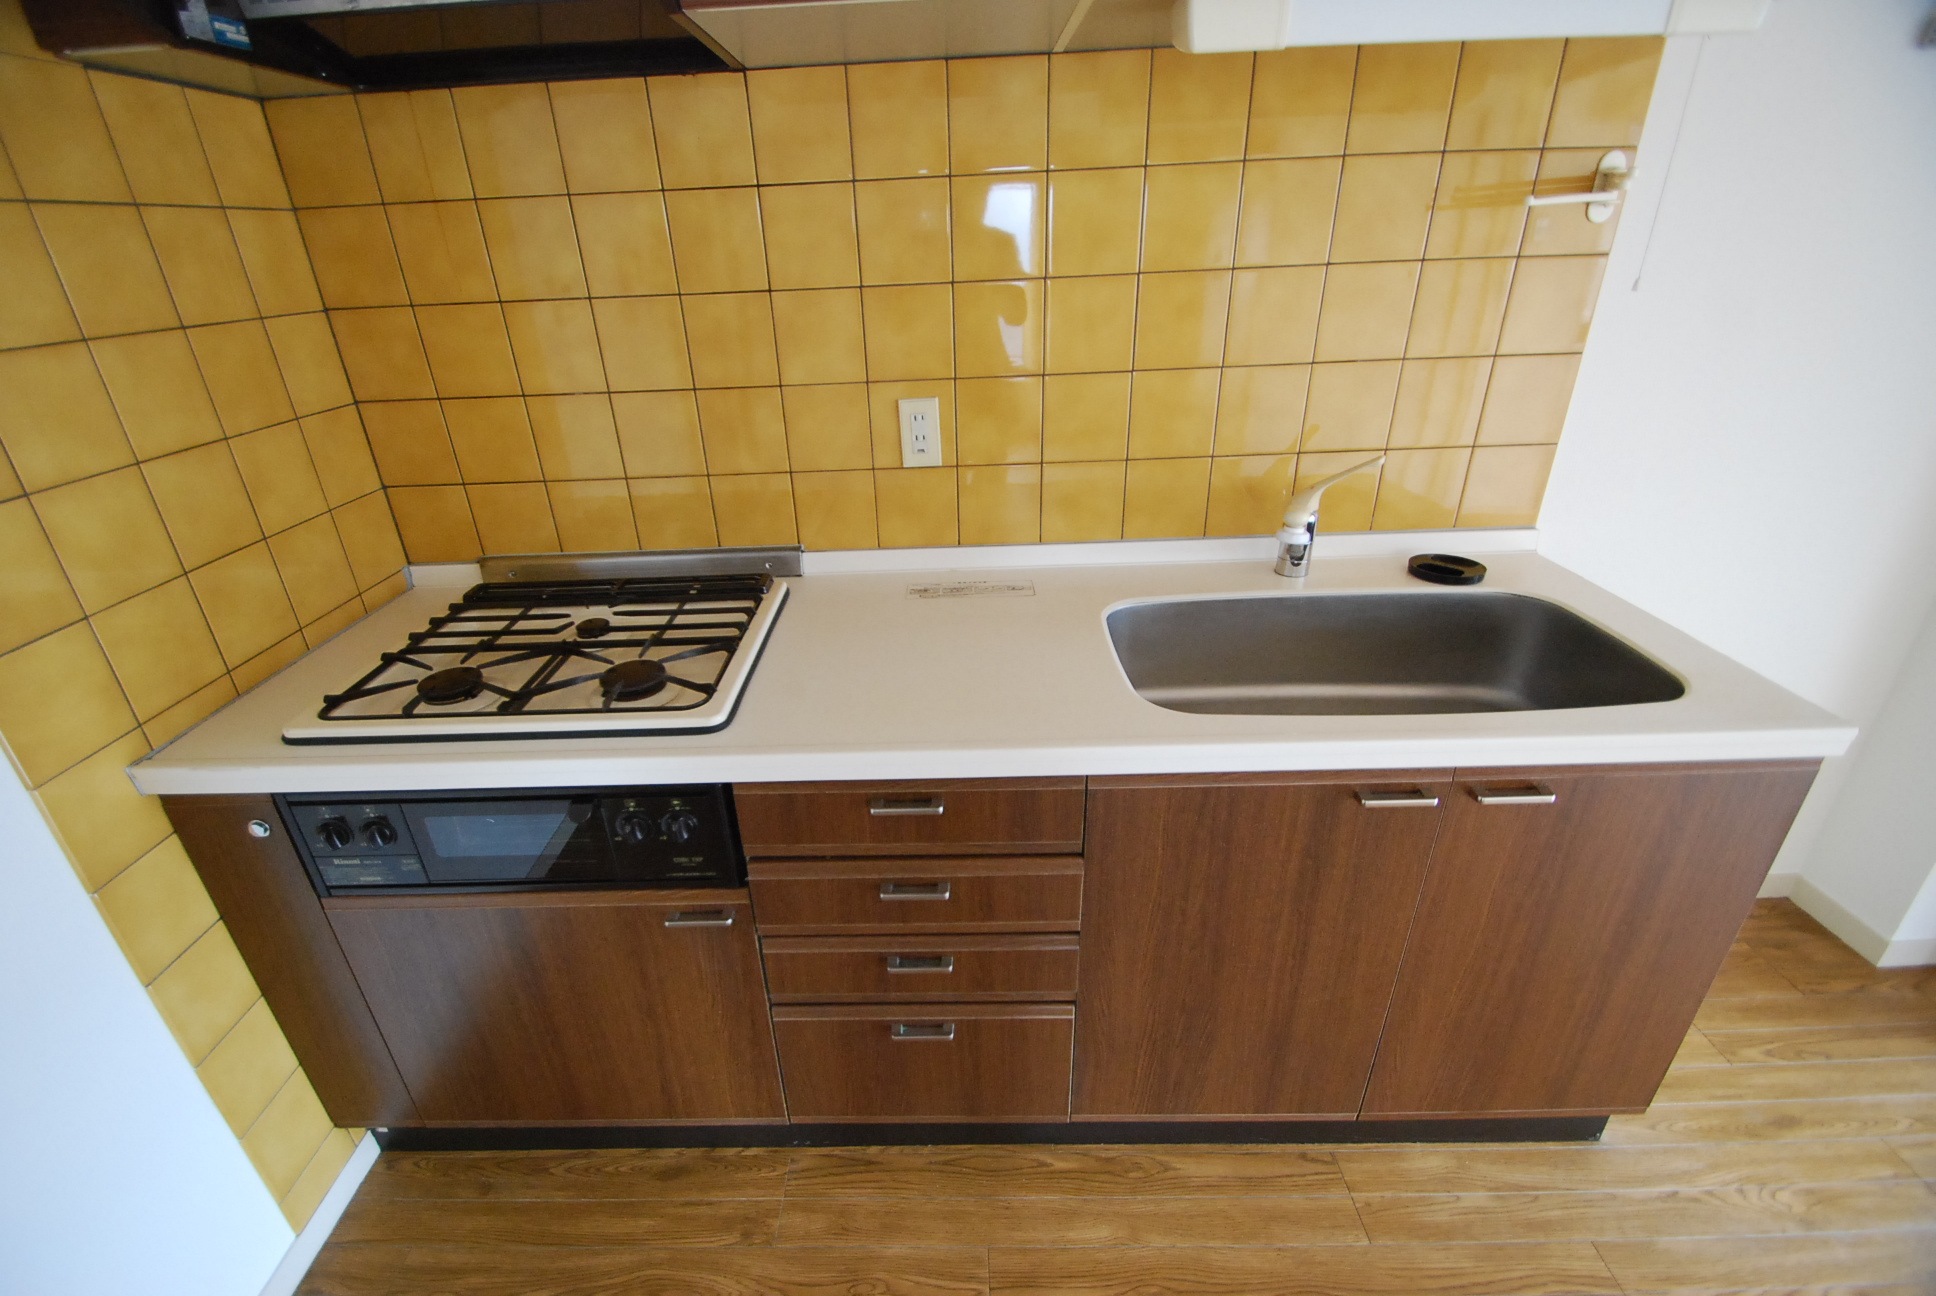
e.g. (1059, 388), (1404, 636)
(660, 810), (700, 843)
(614, 813), (652, 844)
(316, 818), (352, 851)
(360, 817), (398, 848)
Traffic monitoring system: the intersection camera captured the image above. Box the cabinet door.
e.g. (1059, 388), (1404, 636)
(326, 891), (785, 1123)
(1362, 761), (1818, 1118)
(1074, 772), (1449, 1118)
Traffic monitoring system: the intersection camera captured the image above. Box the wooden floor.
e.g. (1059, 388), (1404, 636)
(299, 900), (1936, 1295)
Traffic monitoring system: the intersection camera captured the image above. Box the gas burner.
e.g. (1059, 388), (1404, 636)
(417, 666), (485, 705)
(576, 617), (611, 639)
(600, 658), (668, 701)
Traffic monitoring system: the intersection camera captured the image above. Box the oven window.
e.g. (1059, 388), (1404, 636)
(421, 812), (570, 858)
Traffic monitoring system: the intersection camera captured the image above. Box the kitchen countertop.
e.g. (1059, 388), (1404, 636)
(128, 530), (1854, 797)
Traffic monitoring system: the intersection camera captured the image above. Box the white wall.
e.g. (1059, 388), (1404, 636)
(1539, 0), (1936, 955)
(0, 756), (295, 1296)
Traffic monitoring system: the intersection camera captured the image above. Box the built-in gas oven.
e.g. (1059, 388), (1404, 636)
(278, 785), (744, 896)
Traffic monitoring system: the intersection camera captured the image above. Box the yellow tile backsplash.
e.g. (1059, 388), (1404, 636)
(0, 34), (402, 1231)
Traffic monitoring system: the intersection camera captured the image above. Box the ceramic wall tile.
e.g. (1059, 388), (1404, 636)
(629, 475), (719, 548)
(697, 387), (791, 475)
(360, 400), (460, 485)
(1329, 154), (1440, 263)
(197, 1000), (298, 1137)
(1122, 456), (1210, 538)
(855, 177), (953, 285)
(0, 203), (80, 350)
(141, 442), (261, 569)
(468, 481), (560, 553)
(0, 497), (82, 655)
(87, 577), (226, 725)
(753, 185), (858, 293)
(612, 391), (708, 477)
(1048, 50), (1149, 169)
(1345, 43), (1459, 154)
(959, 464), (1040, 545)
(1234, 157), (1340, 268)
(90, 72), (219, 207)
(1224, 265), (1325, 367)
(1496, 254), (1605, 354)
(1477, 353), (1580, 445)
(90, 331), (224, 459)
(229, 631), (306, 693)
(592, 296), (693, 391)
(1142, 162), (1242, 272)
(300, 407), (381, 506)
(1040, 460), (1125, 542)
(1522, 148), (1625, 255)
(0, 57), (131, 203)
(385, 202), (497, 303)
(477, 196), (589, 299)
(329, 307), (435, 401)
(1213, 365), (1309, 456)
(792, 469), (877, 549)
(185, 91), (290, 208)
(1407, 257), (1515, 358)
(264, 97), (379, 207)
(862, 284), (954, 381)
(33, 467), (182, 613)
(413, 303), (522, 398)
(188, 541), (300, 668)
(1127, 368), (1220, 460)
(227, 210), (325, 316)
(358, 89), (473, 203)
(1205, 453), (1296, 536)
(1458, 442), (1556, 525)
(142, 208), (260, 326)
(147, 924), (259, 1065)
(1425, 150), (1538, 259)
(683, 294), (781, 389)
(1301, 359), (1403, 451)
(1447, 40), (1564, 150)
(874, 466), (957, 547)
(451, 83), (567, 197)
(847, 60), (949, 180)
(0, 621), (137, 785)
(548, 478), (639, 552)
(36, 732), (172, 894)
(747, 66), (852, 185)
(1045, 274), (1137, 374)
(954, 174), (1045, 280)
(1373, 446), (1471, 530)
(1132, 271), (1230, 370)
(298, 206), (409, 309)
(646, 73), (757, 189)
(0, 343), (134, 492)
(1313, 261), (1420, 362)
(1389, 356), (1492, 449)
(443, 397), (541, 482)
(333, 492), (406, 591)
(955, 279), (1043, 377)
(388, 484), (482, 562)
(1246, 46), (1354, 159)
(240, 1077), (334, 1202)
(33, 203), (180, 336)
(1146, 49), (1252, 163)
(548, 78), (660, 193)
(94, 834), (217, 983)
(267, 516), (358, 625)
(664, 188), (769, 294)
(527, 394), (624, 479)
(504, 299), (608, 394)
(1547, 37), (1662, 148)
(574, 192), (680, 296)
(956, 377), (1042, 465)
(1045, 168), (1143, 277)
(949, 56), (1047, 175)
(782, 384), (874, 471)
(1042, 372), (1131, 462)
(710, 471), (797, 546)
(771, 289), (868, 386)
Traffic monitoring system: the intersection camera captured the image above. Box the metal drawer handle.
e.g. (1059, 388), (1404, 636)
(869, 796), (945, 816)
(879, 881), (951, 901)
(886, 954), (956, 973)
(1355, 789), (1441, 809)
(1472, 784), (1558, 806)
(889, 1022), (956, 1041)
(664, 909), (735, 927)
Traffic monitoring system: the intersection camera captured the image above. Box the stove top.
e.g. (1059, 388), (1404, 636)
(281, 566), (789, 744)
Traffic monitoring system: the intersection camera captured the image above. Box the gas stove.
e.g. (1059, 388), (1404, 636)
(281, 549), (793, 744)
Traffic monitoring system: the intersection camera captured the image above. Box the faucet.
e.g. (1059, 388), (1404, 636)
(1274, 454), (1385, 578)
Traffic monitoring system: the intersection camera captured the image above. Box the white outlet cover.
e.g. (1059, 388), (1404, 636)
(898, 396), (943, 468)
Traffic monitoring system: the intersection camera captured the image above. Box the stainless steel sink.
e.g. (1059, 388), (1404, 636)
(1107, 592), (1685, 716)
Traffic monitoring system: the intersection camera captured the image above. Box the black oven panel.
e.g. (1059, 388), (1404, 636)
(279, 786), (742, 896)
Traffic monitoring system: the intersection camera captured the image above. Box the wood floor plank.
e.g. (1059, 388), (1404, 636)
(1353, 1181), (1936, 1244)
(1738, 903), (1936, 996)
(1672, 1028), (1733, 1069)
(1705, 942), (1804, 999)
(1705, 1022), (1936, 1064)
(1696, 992), (1936, 1033)
(1594, 1231), (1936, 1291)
(1649, 1058), (1936, 1105)
(985, 1242), (1620, 1295)
(299, 1245), (990, 1296)
(1602, 1095), (1936, 1145)
(1333, 1140), (1918, 1194)
(776, 1194), (1367, 1247)
(330, 1197), (781, 1247)
(1886, 1134), (1936, 1177)
(785, 1147), (1347, 1198)
(355, 1148), (791, 1201)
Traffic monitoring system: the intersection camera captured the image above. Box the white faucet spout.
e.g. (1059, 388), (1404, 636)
(1274, 453), (1384, 578)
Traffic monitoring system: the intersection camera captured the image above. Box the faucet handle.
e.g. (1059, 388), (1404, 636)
(1280, 453), (1384, 529)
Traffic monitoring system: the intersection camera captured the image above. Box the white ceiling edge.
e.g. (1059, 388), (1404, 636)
(1173, 0), (1769, 53)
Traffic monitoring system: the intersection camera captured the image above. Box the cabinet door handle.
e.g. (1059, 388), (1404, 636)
(879, 881), (951, 900)
(889, 1022), (956, 1041)
(663, 909), (735, 927)
(1355, 789), (1441, 808)
(886, 954), (956, 973)
(869, 796), (945, 816)
(1472, 784), (1558, 806)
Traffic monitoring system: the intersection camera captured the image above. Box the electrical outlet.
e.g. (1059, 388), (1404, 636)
(898, 397), (943, 467)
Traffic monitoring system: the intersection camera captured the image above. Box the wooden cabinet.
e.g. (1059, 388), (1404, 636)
(762, 934), (1080, 1002)
(747, 857), (1083, 934)
(1361, 762), (1819, 1118)
(1073, 772), (1450, 1119)
(325, 890), (785, 1124)
(735, 778), (1085, 857)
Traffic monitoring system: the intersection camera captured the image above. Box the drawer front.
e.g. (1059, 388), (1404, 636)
(748, 858), (1082, 934)
(735, 780), (1085, 857)
(772, 1003), (1075, 1121)
(762, 934), (1080, 1002)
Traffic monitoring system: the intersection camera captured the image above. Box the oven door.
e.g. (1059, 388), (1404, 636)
(399, 798), (615, 885)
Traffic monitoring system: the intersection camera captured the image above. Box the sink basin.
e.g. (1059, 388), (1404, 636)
(1107, 592), (1686, 716)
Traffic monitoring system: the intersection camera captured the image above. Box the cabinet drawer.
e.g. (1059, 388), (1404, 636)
(734, 779), (1085, 857)
(748, 857), (1083, 934)
(763, 934), (1080, 1002)
(772, 1003), (1074, 1121)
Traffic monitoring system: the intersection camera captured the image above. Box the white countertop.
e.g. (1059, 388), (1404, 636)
(129, 530), (1854, 797)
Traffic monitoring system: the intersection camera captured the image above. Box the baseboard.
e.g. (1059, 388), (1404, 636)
(1879, 935), (1936, 968)
(1758, 870), (1799, 898)
(259, 1133), (379, 1296)
(1791, 878), (1893, 965)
